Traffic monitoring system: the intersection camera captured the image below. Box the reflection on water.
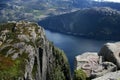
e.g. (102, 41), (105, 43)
(45, 30), (112, 72)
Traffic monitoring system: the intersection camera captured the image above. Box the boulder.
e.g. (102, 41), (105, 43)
(92, 71), (120, 80)
(75, 52), (117, 78)
(75, 52), (99, 77)
(91, 62), (117, 78)
(99, 42), (120, 69)
(75, 52), (99, 70)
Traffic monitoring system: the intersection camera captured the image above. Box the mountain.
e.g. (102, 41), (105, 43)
(0, 0), (93, 23)
(39, 7), (120, 40)
(0, 21), (71, 80)
(92, 1), (120, 11)
(1, 0), (120, 23)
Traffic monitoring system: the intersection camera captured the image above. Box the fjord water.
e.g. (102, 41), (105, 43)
(45, 30), (111, 72)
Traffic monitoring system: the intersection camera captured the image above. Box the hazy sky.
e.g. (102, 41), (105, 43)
(105, 0), (120, 2)
(95, 0), (120, 3)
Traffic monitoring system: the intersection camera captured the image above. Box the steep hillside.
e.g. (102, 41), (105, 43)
(39, 7), (120, 40)
(0, 21), (71, 80)
(1, 0), (120, 23)
(0, 0), (78, 22)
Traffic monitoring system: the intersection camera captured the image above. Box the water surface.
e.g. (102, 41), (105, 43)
(45, 30), (112, 72)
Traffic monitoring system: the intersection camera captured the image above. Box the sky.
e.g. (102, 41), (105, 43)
(105, 0), (120, 2)
(95, 0), (120, 3)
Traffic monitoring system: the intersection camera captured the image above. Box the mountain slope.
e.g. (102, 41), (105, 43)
(39, 7), (120, 40)
(1, 0), (120, 23)
(0, 21), (71, 80)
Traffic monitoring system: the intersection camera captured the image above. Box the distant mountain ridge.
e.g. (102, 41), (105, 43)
(39, 7), (120, 40)
(1, 0), (120, 23)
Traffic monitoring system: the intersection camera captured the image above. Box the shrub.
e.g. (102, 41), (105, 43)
(73, 69), (87, 80)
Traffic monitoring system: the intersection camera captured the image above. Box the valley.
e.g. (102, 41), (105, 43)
(1, 0), (120, 80)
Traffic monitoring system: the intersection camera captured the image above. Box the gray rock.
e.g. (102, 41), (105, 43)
(92, 71), (120, 80)
(75, 52), (117, 78)
(18, 34), (30, 42)
(12, 53), (19, 59)
(91, 62), (117, 78)
(99, 42), (120, 69)
(0, 21), (71, 80)
(75, 52), (99, 77)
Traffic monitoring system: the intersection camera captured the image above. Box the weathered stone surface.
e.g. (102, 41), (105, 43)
(75, 52), (99, 77)
(0, 21), (71, 80)
(75, 52), (99, 69)
(99, 42), (120, 69)
(75, 52), (117, 78)
(91, 62), (117, 78)
(92, 71), (120, 80)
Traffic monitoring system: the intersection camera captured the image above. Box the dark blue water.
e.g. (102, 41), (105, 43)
(45, 30), (111, 72)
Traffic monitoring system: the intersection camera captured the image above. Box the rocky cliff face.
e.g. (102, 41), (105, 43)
(99, 42), (120, 69)
(0, 21), (71, 80)
(92, 71), (120, 80)
(74, 52), (117, 79)
(74, 42), (120, 80)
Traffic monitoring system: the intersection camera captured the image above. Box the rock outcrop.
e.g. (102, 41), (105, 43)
(0, 21), (71, 80)
(99, 42), (120, 69)
(74, 41), (120, 79)
(74, 52), (117, 79)
(92, 71), (120, 80)
(75, 52), (99, 77)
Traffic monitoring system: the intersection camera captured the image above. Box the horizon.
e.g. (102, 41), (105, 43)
(94, 0), (120, 3)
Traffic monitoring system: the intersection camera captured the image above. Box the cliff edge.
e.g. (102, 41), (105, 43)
(0, 21), (71, 80)
(74, 42), (120, 80)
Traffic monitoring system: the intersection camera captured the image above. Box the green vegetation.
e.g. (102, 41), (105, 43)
(1, 22), (38, 80)
(0, 46), (13, 55)
(0, 23), (16, 31)
(47, 44), (71, 80)
(0, 54), (25, 80)
(0, 22), (71, 80)
(0, 23), (20, 44)
(0, 22), (30, 79)
(73, 69), (87, 80)
(53, 66), (66, 80)
(32, 57), (37, 78)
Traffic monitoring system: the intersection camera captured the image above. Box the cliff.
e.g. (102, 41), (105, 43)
(99, 42), (120, 69)
(92, 71), (120, 80)
(0, 21), (71, 80)
(74, 42), (120, 80)
(74, 52), (117, 79)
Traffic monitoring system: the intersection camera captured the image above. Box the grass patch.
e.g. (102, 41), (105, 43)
(0, 54), (25, 79)
(73, 69), (88, 80)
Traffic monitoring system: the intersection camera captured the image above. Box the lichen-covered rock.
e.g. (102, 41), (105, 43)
(99, 42), (120, 69)
(0, 21), (71, 80)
